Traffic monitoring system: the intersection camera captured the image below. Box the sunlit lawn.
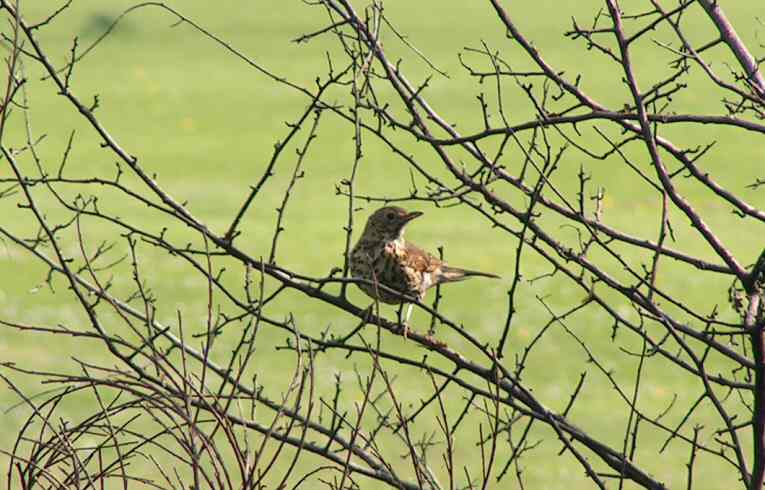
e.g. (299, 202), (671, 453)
(1, 1), (763, 488)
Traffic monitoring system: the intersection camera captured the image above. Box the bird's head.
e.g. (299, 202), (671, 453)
(361, 206), (423, 242)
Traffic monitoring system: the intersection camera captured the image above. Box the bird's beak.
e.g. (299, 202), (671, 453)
(403, 210), (423, 222)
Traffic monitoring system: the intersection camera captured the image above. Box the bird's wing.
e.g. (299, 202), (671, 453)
(403, 241), (500, 285)
(402, 241), (442, 274)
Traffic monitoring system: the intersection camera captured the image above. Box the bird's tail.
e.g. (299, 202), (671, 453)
(440, 265), (500, 283)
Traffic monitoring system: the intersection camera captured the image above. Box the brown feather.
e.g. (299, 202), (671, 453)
(402, 242), (441, 274)
(439, 265), (500, 284)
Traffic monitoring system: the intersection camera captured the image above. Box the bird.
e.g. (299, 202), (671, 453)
(349, 205), (500, 330)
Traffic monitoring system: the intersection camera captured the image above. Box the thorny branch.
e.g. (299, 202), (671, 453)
(1, 0), (764, 488)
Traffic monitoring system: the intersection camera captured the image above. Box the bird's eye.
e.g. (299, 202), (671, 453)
(386, 212), (395, 220)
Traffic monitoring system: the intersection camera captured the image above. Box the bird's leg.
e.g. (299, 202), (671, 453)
(403, 303), (414, 339)
(394, 302), (411, 339)
(395, 302), (404, 336)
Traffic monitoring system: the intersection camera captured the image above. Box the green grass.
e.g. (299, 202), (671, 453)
(2, 1), (764, 488)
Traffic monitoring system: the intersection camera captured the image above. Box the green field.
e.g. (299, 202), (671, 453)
(2, 1), (764, 488)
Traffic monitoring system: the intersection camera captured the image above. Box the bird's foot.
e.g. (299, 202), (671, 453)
(424, 333), (447, 348)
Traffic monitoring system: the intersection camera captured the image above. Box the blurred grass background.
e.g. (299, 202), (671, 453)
(1, 1), (763, 488)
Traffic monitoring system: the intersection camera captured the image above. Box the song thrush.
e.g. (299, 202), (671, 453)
(350, 206), (500, 324)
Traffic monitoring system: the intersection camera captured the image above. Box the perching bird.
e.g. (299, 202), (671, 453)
(349, 206), (499, 325)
